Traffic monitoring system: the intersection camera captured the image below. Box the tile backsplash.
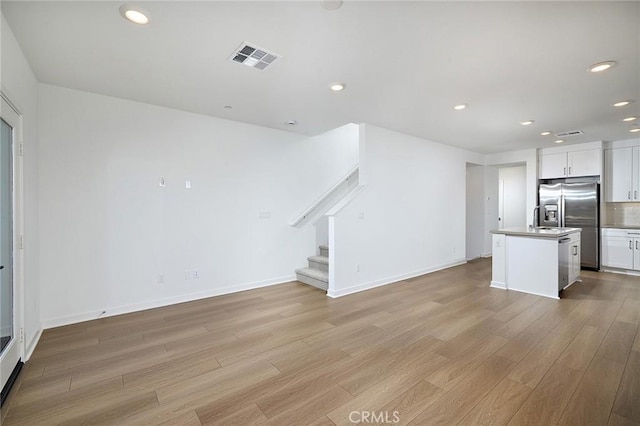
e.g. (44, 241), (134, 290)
(603, 203), (640, 227)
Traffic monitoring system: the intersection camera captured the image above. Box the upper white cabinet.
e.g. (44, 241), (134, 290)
(604, 147), (635, 202)
(539, 148), (602, 179)
(539, 152), (568, 179)
(569, 149), (602, 177)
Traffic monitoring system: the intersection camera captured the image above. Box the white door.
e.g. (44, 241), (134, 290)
(0, 96), (21, 399)
(498, 180), (504, 229)
(633, 147), (640, 201)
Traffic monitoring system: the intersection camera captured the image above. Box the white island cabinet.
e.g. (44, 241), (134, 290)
(491, 227), (581, 299)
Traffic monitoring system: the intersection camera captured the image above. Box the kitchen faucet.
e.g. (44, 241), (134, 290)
(531, 206), (540, 229)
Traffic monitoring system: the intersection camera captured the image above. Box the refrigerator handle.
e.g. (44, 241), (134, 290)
(560, 195), (565, 228)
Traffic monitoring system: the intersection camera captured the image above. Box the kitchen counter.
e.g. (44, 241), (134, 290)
(601, 225), (640, 229)
(491, 227), (582, 239)
(490, 227), (582, 299)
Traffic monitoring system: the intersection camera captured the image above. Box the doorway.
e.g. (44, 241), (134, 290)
(0, 94), (22, 406)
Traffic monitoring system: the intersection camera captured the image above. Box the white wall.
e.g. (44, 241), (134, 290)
(1, 14), (41, 357)
(38, 84), (358, 327)
(499, 165), (527, 228)
(466, 164), (484, 260)
(329, 124), (483, 297)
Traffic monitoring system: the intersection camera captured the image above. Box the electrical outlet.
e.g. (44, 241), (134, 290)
(184, 269), (192, 280)
(193, 269), (200, 279)
(356, 264), (360, 272)
(158, 274), (165, 284)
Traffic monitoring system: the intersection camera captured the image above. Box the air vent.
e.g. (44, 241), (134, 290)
(229, 42), (280, 70)
(554, 130), (584, 138)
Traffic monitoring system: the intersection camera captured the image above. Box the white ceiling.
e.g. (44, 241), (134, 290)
(2, 1), (639, 153)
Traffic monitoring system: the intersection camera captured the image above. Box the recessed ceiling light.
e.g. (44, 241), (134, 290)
(622, 116), (638, 122)
(630, 128), (640, 133)
(321, 0), (343, 10)
(613, 100), (632, 107)
(330, 83), (346, 92)
(589, 61), (616, 73)
(521, 120), (535, 126)
(223, 105), (232, 109)
(453, 104), (467, 110)
(286, 120), (297, 126)
(119, 5), (150, 25)
(555, 140), (565, 144)
(540, 131), (551, 136)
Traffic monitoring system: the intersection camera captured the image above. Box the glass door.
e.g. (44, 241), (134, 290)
(0, 96), (20, 402)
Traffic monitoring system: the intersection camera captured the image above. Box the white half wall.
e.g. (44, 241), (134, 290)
(329, 124), (483, 297)
(38, 84), (358, 327)
(1, 13), (41, 357)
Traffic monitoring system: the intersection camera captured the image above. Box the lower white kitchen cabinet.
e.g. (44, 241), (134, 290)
(567, 233), (581, 284)
(602, 228), (640, 271)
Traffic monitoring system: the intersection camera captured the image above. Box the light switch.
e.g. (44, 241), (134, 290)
(259, 211), (271, 219)
(358, 212), (365, 220)
(185, 180), (191, 189)
(159, 177), (165, 187)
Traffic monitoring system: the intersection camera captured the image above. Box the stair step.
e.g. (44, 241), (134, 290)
(307, 255), (328, 273)
(308, 255), (329, 265)
(295, 267), (328, 282)
(319, 245), (328, 251)
(319, 245), (329, 257)
(295, 267), (328, 290)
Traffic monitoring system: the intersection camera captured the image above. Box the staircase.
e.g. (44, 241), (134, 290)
(295, 245), (329, 290)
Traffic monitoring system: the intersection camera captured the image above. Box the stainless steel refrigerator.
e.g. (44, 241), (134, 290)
(538, 182), (599, 269)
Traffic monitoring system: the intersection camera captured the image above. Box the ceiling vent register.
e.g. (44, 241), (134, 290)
(229, 42), (279, 70)
(554, 130), (584, 138)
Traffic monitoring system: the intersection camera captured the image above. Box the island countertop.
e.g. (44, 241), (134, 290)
(491, 227), (581, 239)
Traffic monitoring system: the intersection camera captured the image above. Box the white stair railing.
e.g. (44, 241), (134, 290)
(289, 166), (359, 227)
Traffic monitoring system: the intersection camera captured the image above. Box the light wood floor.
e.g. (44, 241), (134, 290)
(2, 258), (639, 425)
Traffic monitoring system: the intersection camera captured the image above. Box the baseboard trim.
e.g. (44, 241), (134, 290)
(600, 267), (640, 277)
(504, 287), (560, 300)
(24, 327), (43, 361)
(41, 275), (297, 329)
(327, 259), (466, 298)
(481, 252), (492, 258)
(490, 281), (506, 289)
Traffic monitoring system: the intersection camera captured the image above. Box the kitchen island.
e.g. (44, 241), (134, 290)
(490, 227), (581, 299)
